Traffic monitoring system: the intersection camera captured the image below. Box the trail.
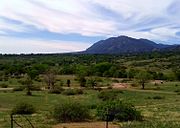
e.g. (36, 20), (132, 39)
(123, 88), (176, 95)
(111, 83), (177, 94)
(136, 102), (180, 108)
(0, 88), (13, 91)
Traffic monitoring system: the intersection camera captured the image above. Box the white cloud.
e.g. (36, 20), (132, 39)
(0, 18), (28, 32)
(0, 0), (180, 54)
(0, 0), (118, 36)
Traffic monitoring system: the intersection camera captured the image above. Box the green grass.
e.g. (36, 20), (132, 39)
(0, 79), (180, 127)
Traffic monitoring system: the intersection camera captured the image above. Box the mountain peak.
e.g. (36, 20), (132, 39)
(85, 36), (170, 54)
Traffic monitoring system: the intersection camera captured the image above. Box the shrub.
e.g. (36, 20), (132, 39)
(94, 87), (102, 91)
(53, 100), (90, 122)
(152, 96), (165, 100)
(131, 83), (138, 87)
(98, 90), (123, 101)
(96, 100), (142, 122)
(30, 85), (41, 91)
(62, 89), (83, 95)
(0, 76), (3, 81)
(13, 86), (25, 91)
(11, 102), (36, 115)
(153, 87), (161, 90)
(112, 79), (119, 83)
(174, 89), (180, 93)
(107, 86), (113, 89)
(48, 86), (64, 94)
(0, 83), (8, 88)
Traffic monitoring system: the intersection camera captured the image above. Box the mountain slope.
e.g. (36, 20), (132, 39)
(85, 36), (171, 54)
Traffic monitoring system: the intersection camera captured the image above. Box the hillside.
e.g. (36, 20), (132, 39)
(85, 36), (174, 54)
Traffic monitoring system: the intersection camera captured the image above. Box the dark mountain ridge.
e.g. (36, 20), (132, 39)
(84, 36), (179, 54)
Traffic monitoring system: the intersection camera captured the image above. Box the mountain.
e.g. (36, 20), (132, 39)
(84, 36), (176, 54)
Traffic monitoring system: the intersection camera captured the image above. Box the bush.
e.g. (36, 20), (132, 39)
(174, 89), (180, 93)
(53, 100), (90, 122)
(152, 96), (165, 100)
(96, 100), (142, 122)
(62, 89), (83, 95)
(112, 79), (119, 83)
(13, 86), (25, 91)
(48, 86), (64, 94)
(11, 102), (36, 115)
(30, 85), (41, 91)
(0, 83), (8, 88)
(94, 87), (102, 91)
(152, 87), (161, 90)
(98, 90), (123, 101)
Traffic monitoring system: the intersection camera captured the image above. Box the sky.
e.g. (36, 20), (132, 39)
(0, 0), (180, 54)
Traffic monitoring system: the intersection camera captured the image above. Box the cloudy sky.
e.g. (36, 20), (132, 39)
(0, 0), (180, 54)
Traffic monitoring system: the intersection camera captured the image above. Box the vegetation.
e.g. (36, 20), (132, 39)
(62, 89), (83, 95)
(97, 100), (142, 121)
(0, 52), (180, 127)
(98, 89), (123, 101)
(11, 102), (36, 115)
(53, 100), (90, 122)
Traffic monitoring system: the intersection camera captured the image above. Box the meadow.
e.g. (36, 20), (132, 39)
(0, 75), (180, 128)
(0, 52), (180, 128)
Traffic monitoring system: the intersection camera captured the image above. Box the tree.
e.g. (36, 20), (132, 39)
(23, 69), (39, 96)
(66, 79), (71, 87)
(96, 100), (142, 121)
(87, 77), (97, 88)
(135, 71), (151, 89)
(77, 75), (86, 87)
(23, 76), (33, 96)
(27, 69), (38, 80)
(174, 70), (180, 81)
(44, 70), (56, 89)
(93, 62), (112, 76)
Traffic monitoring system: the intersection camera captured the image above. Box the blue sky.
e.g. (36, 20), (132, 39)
(0, 0), (180, 54)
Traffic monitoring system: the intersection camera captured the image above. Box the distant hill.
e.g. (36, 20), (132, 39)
(84, 36), (178, 54)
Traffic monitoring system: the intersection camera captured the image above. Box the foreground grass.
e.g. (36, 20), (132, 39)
(0, 81), (180, 128)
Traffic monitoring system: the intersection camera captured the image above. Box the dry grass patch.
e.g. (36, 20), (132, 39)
(53, 122), (119, 128)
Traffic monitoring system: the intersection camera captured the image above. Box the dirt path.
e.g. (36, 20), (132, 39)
(0, 88), (13, 91)
(124, 88), (176, 94)
(136, 102), (180, 108)
(111, 83), (176, 95)
(53, 122), (119, 128)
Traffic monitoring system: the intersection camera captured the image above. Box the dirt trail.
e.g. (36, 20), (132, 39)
(111, 83), (176, 94)
(0, 88), (13, 91)
(136, 102), (180, 108)
(53, 122), (119, 128)
(124, 88), (176, 94)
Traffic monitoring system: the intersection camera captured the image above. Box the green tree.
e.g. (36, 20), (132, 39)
(93, 62), (112, 76)
(175, 70), (180, 81)
(66, 79), (71, 87)
(77, 75), (86, 87)
(135, 71), (151, 89)
(23, 76), (33, 96)
(87, 77), (97, 88)
(96, 100), (142, 121)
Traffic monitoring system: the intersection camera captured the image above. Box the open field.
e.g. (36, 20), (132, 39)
(0, 76), (180, 128)
(0, 53), (180, 127)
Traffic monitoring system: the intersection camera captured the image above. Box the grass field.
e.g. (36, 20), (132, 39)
(0, 76), (180, 128)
